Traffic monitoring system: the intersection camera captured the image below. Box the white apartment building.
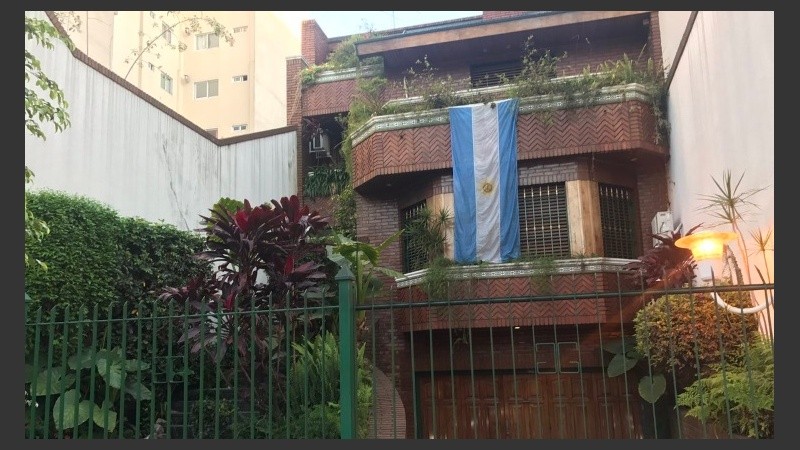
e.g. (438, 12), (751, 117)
(59, 11), (301, 138)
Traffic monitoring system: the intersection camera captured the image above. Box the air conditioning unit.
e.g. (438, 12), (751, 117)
(651, 211), (673, 247)
(308, 132), (330, 157)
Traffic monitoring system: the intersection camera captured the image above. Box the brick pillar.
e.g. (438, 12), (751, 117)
(648, 11), (664, 71)
(286, 56), (307, 202)
(301, 19), (330, 66)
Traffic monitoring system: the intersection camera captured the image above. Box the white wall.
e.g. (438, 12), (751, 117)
(25, 11), (297, 233)
(660, 11), (774, 286)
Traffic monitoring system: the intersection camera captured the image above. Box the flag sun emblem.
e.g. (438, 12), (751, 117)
(480, 181), (494, 194)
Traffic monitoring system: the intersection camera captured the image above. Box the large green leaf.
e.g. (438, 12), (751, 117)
(124, 359), (150, 372)
(68, 350), (97, 370)
(638, 374), (667, 403)
(25, 364), (35, 383)
(52, 389), (92, 431)
(602, 337), (636, 355)
(92, 400), (118, 432)
(607, 353), (638, 377)
(33, 368), (75, 396)
(95, 357), (124, 389)
(124, 380), (152, 401)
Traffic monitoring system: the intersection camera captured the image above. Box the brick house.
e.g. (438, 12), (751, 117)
(287, 11), (669, 439)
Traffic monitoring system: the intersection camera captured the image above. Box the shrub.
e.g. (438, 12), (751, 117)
(25, 191), (123, 315)
(25, 190), (209, 426)
(633, 289), (759, 388)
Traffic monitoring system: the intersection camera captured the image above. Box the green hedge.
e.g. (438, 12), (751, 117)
(25, 190), (209, 362)
(25, 190), (208, 312)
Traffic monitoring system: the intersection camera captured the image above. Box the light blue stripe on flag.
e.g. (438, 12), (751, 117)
(450, 98), (520, 264)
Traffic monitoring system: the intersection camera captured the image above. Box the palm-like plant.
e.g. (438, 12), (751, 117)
(697, 170), (768, 285)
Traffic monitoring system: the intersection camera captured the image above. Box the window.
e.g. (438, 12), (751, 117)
(194, 79), (219, 99)
(162, 22), (172, 44)
(535, 342), (581, 374)
(146, 62), (156, 71)
(401, 200), (429, 273)
(232, 75), (248, 82)
(205, 128), (218, 138)
(599, 183), (637, 259)
(233, 26), (247, 33)
(195, 32), (220, 50)
(160, 72), (173, 94)
(470, 60), (524, 88)
(232, 124), (248, 131)
(518, 183), (570, 258)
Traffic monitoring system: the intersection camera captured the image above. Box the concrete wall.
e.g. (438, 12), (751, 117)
(659, 11), (774, 285)
(25, 11), (297, 232)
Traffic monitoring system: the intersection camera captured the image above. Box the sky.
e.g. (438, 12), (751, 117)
(276, 11), (482, 38)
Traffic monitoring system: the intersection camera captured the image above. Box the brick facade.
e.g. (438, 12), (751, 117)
(295, 12), (669, 437)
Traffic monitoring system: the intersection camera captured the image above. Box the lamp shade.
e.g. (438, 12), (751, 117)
(674, 230), (738, 261)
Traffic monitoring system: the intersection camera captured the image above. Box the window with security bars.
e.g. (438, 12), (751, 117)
(518, 183), (570, 258)
(470, 60), (524, 88)
(401, 200), (429, 273)
(599, 184), (637, 259)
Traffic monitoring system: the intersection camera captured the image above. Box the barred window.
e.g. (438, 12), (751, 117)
(518, 183), (570, 258)
(401, 200), (429, 273)
(599, 184), (637, 259)
(470, 60), (523, 88)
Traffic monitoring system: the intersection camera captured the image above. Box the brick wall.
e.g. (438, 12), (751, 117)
(555, 36), (652, 76)
(355, 192), (403, 273)
(635, 159), (669, 252)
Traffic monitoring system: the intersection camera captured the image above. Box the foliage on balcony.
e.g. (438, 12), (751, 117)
(300, 33), (384, 86)
(303, 164), (350, 199)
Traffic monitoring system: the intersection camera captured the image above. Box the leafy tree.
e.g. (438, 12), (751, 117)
(25, 14), (74, 269)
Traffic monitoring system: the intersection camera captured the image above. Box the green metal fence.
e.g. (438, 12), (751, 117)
(24, 270), (774, 439)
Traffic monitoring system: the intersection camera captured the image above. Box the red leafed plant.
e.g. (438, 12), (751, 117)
(625, 224), (702, 291)
(158, 195), (331, 391)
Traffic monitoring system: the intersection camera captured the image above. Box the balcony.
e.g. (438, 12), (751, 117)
(350, 82), (667, 192)
(394, 257), (641, 331)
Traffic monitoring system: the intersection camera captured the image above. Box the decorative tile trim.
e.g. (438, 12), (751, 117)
(313, 64), (383, 84)
(350, 83), (653, 147)
(394, 257), (637, 288)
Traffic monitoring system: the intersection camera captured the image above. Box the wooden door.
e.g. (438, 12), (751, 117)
(417, 371), (642, 439)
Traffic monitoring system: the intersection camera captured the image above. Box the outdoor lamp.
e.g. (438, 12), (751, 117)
(675, 229), (771, 315)
(674, 230), (738, 261)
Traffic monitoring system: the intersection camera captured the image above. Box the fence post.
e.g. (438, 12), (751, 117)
(337, 262), (357, 439)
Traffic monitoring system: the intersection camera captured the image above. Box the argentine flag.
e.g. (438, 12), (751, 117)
(450, 98), (521, 264)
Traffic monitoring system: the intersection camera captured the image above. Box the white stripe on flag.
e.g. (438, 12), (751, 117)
(450, 98), (520, 264)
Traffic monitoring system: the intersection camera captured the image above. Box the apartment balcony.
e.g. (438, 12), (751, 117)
(301, 64), (383, 117)
(393, 257), (641, 332)
(350, 82), (667, 193)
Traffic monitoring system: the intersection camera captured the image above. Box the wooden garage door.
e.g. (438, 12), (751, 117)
(417, 371), (642, 439)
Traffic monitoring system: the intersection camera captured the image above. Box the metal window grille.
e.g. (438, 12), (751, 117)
(518, 183), (570, 258)
(402, 200), (429, 273)
(599, 183), (637, 259)
(470, 60), (524, 88)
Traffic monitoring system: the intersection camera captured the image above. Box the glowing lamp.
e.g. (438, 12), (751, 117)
(674, 230), (738, 261)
